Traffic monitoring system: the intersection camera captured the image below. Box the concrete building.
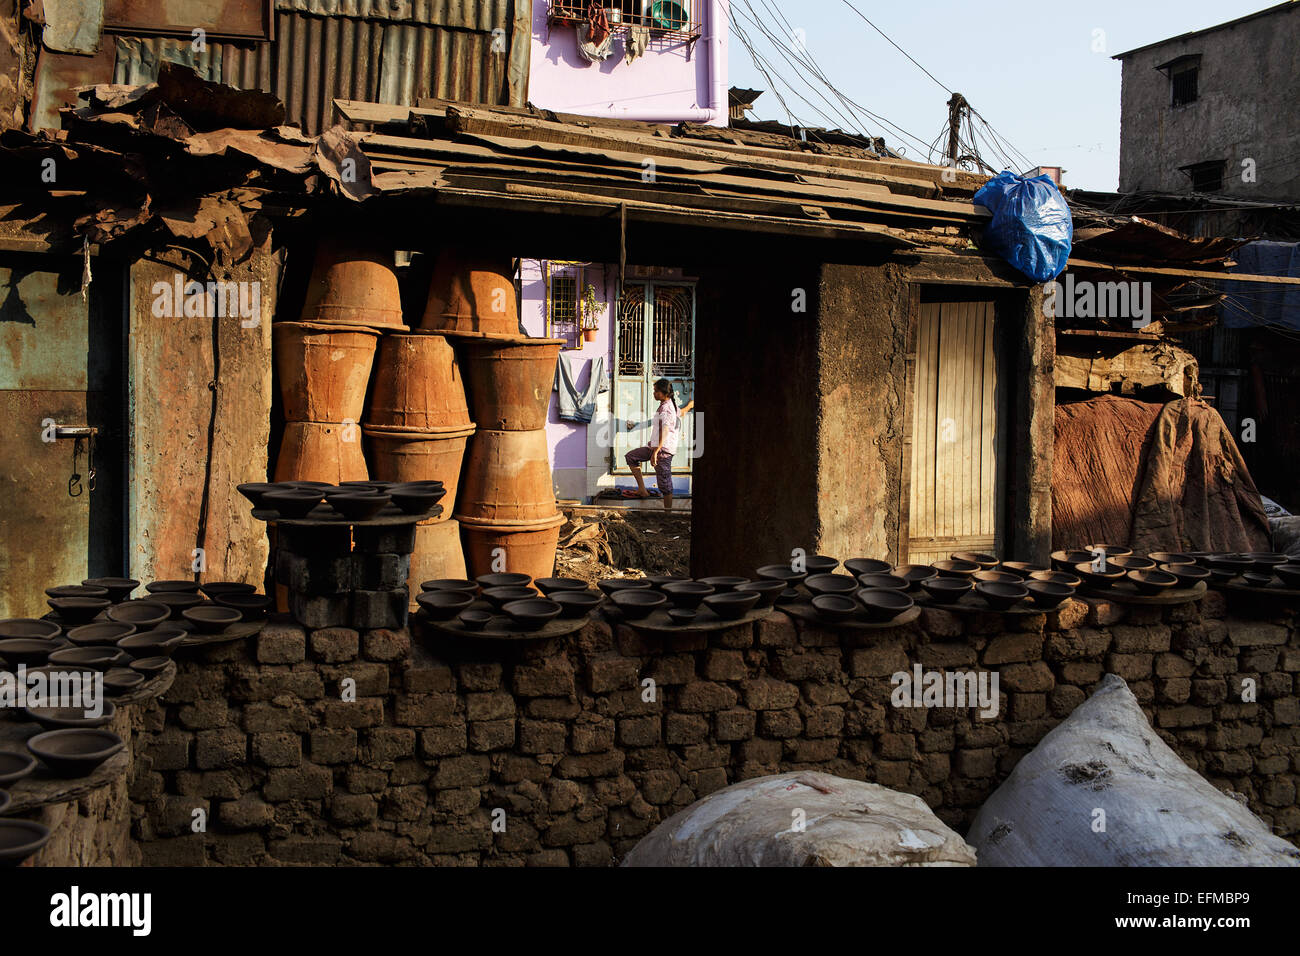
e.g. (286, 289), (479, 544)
(1114, 2), (1300, 201)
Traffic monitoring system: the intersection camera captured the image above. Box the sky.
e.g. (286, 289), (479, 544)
(725, 0), (1277, 191)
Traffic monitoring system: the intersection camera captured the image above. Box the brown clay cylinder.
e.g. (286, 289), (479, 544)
(457, 514), (565, 584)
(406, 518), (467, 609)
(419, 252), (520, 336)
(273, 321), (379, 423)
(273, 421), (369, 484)
(363, 424), (475, 519)
(457, 429), (557, 522)
(460, 337), (564, 430)
(300, 238), (406, 330)
(366, 333), (471, 430)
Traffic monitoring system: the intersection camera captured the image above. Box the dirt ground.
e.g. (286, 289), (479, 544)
(554, 508), (691, 584)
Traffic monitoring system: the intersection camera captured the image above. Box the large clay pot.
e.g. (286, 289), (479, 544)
(363, 423), (475, 519)
(273, 321), (379, 423)
(457, 514), (565, 583)
(367, 333), (471, 430)
(461, 337), (564, 430)
(419, 252), (520, 336)
(300, 238), (406, 330)
(274, 421), (368, 484)
(407, 518), (467, 609)
(457, 429), (557, 523)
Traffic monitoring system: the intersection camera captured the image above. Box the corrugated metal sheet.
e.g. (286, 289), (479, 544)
(113, 36), (226, 85)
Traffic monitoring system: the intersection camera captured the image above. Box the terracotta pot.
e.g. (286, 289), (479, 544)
(274, 421), (368, 484)
(407, 518), (467, 610)
(419, 252), (519, 336)
(461, 337), (564, 430)
(583, 328), (598, 343)
(458, 429), (557, 522)
(273, 322), (379, 423)
(367, 333), (471, 430)
(363, 424), (475, 519)
(300, 238), (406, 330)
(457, 514), (565, 583)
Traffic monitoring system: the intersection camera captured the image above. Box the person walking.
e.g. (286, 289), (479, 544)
(624, 378), (678, 510)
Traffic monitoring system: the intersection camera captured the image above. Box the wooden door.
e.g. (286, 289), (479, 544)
(906, 298), (1002, 564)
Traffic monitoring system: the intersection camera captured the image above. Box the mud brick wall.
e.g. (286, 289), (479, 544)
(127, 591), (1300, 865)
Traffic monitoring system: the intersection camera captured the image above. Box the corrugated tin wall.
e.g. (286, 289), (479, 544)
(108, 0), (528, 135)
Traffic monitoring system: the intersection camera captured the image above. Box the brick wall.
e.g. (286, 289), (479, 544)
(127, 592), (1300, 865)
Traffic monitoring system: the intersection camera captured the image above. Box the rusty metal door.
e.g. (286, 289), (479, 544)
(0, 253), (124, 618)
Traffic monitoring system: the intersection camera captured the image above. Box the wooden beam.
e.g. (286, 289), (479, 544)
(1067, 257), (1300, 285)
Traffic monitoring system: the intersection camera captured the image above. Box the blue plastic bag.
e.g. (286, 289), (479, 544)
(972, 172), (1073, 283)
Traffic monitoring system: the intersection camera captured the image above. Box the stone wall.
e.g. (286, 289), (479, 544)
(127, 592), (1300, 865)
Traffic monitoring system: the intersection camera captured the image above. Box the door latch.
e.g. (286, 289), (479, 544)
(51, 425), (97, 497)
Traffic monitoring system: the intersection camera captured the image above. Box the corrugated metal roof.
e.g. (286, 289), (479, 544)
(274, 0), (511, 30)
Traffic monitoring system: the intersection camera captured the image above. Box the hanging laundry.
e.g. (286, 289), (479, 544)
(578, 2), (614, 62)
(625, 25), (650, 64)
(553, 353), (610, 423)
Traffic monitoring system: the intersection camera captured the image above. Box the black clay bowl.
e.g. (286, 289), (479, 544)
(1242, 572), (1274, 588)
(144, 579), (201, 594)
(0, 820), (52, 866)
(0, 639), (52, 667)
(533, 577), (591, 596)
(82, 577), (140, 603)
(480, 587), (536, 611)
(23, 700), (116, 730)
(45, 585), (109, 600)
(417, 590), (476, 621)
(667, 608), (698, 626)
(703, 590), (760, 620)
(755, 564), (807, 586)
(1085, 543), (1133, 559)
(102, 668), (146, 696)
(645, 575), (689, 589)
(47, 597), (110, 625)
(1160, 563), (1210, 588)
(26, 729), (125, 779)
(182, 605), (242, 634)
(662, 581), (714, 609)
(1148, 552), (1195, 567)
(1050, 550), (1094, 572)
(811, 593), (858, 623)
(737, 580), (785, 608)
(552, 591), (602, 618)
(198, 581), (256, 600)
(214, 593), (271, 622)
(0, 751), (37, 785)
(951, 551), (998, 570)
(151, 592), (205, 619)
(932, 559), (980, 579)
(339, 480), (396, 492)
(285, 480), (336, 491)
(973, 570), (1021, 585)
(1110, 555), (1156, 572)
(0, 618), (61, 641)
(477, 573), (533, 590)
(843, 557), (892, 577)
(236, 482), (281, 509)
(117, 627), (187, 659)
(387, 480), (445, 493)
(776, 588), (802, 605)
(894, 565), (938, 589)
(263, 489), (324, 518)
(921, 577), (972, 604)
(1274, 564), (1300, 587)
(999, 561), (1048, 580)
(1030, 569), (1082, 588)
(502, 598), (564, 631)
(457, 610), (492, 631)
(1025, 580), (1074, 609)
(1073, 562), (1125, 589)
(1206, 554), (1253, 576)
(421, 578), (479, 594)
(1187, 552), (1215, 568)
(856, 572), (909, 592)
(855, 588), (915, 622)
(329, 493), (391, 521)
(129, 656), (171, 677)
(111, 600), (170, 632)
(697, 576), (751, 593)
(1244, 552), (1290, 575)
(804, 574), (858, 598)
(976, 581), (1029, 611)
(66, 622), (136, 647)
(47, 647), (119, 672)
(609, 589), (667, 621)
(804, 555), (840, 574)
(596, 578), (653, 596)
(389, 487), (446, 515)
(1206, 567), (1236, 585)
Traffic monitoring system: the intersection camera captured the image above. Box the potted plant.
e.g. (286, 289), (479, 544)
(580, 283), (605, 343)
